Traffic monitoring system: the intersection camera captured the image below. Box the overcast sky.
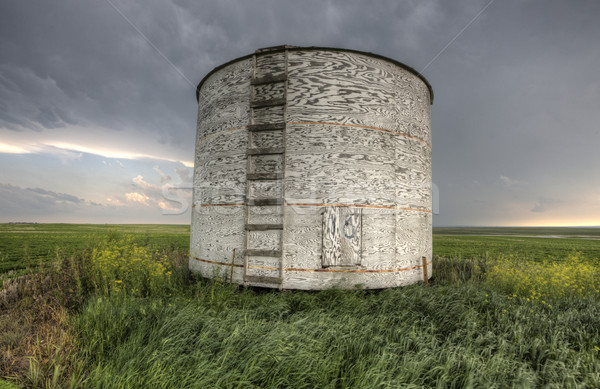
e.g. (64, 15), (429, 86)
(0, 0), (599, 226)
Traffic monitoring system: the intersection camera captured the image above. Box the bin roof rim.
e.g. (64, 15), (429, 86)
(195, 46), (433, 104)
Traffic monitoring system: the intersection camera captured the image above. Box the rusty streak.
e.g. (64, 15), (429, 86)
(285, 202), (432, 213)
(194, 257), (431, 273)
(285, 262), (430, 273)
(288, 121), (431, 149)
(193, 257), (244, 268)
(248, 264), (279, 271)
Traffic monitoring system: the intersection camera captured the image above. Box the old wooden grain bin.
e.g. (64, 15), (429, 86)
(190, 45), (433, 290)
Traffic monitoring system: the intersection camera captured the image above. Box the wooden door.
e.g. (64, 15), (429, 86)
(322, 207), (362, 267)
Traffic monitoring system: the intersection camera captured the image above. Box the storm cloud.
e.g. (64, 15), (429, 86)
(1, 0), (599, 225)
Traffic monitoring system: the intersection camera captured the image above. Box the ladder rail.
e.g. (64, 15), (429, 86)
(243, 54), (257, 283)
(279, 49), (289, 287)
(244, 48), (288, 288)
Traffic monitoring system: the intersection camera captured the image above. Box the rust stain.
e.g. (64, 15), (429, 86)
(248, 264), (279, 271)
(194, 257), (431, 273)
(285, 202), (432, 213)
(285, 262), (430, 273)
(193, 257), (244, 268)
(288, 121), (431, 149)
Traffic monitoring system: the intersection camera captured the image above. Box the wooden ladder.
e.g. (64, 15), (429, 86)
(244, 46), (289, 287)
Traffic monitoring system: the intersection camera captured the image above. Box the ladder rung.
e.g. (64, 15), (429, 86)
(248, 123), (285, 132)
(244, 275), (281, 284)
(247, 173), (283, 180)
(251, 75), (287, 85)
(250, 98), (286, 108)
(248, 147), (284, 155)
(246, 224), (283, 231)
(247, 198), (283, 206)
(246, 250), (282, 257)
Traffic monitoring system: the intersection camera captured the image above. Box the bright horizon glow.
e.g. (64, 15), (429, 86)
(47, 142), (194, 167)
(0, 139), (193, 167)
(434, 221), (600, 228)
(507, 215), (600, 228)
(434, 224), (600, 228)
(445, 220), (600, 228)
(519, 222), (600, 228)
(0, 142), (35, 154)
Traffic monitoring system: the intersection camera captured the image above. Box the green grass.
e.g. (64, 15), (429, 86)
(433, 226), (600, 263)
(68, 284), (600, 388)
(433, 226), (600, 237)
(0, 224), (189, 275)
(433, 234), (600, 262)
(1, 224), (599, 388)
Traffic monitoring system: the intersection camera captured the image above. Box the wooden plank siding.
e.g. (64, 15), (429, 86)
(191, 47), (432, 289)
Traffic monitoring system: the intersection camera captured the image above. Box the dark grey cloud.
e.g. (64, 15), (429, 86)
(0, 181), (190, 224)
(0, 1), (194, 148)
(423, 0), (600, 225)
(0, 183), (87, 213)
(0, 0), (460, 141)
(1, 0), (599, 225)
(26, 187), (84, 204)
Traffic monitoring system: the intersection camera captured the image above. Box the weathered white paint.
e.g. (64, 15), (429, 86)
(190, 46), (432, 289)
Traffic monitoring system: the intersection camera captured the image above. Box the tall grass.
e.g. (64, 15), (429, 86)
(0, 232), (189, 387)
(68, 281), (600, 388)
(1, 231), (600, 387)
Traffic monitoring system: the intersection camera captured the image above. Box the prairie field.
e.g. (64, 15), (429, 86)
(0, 224), (599, 388)
(0, 224), (189, 277)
